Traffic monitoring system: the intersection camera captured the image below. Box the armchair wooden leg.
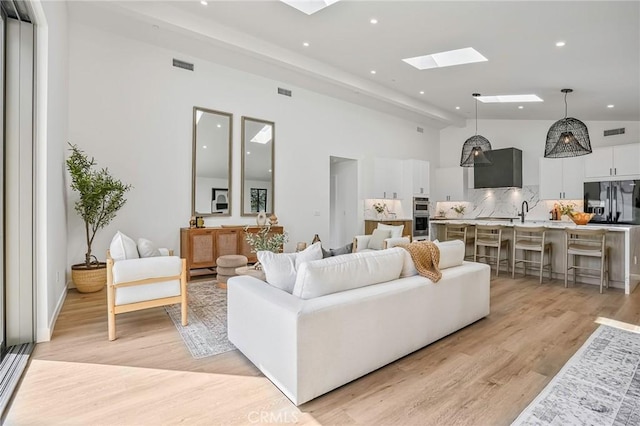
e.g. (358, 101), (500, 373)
(107, 258), (117, 341)
(181, 259), (188, 326)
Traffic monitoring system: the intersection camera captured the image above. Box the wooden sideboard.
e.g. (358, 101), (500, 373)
(180, 225), (284, 280)
(364, 219), (413, 237)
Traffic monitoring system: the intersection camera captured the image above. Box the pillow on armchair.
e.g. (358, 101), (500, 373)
(110, 231), (139, 261)
(368, 229), (391, 250)
(377, 223), (404, 238)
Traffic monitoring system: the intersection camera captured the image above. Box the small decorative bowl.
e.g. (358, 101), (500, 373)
(569, 212), (595, 225)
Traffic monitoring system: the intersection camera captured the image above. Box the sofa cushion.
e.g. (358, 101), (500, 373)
(377, 223), (404, 238)
(399, 240), (465, 277)
(137, 238), (161, 258)
(258, 242), (323, 293)
(292, 247), (405, 299)
(111, 256), (182, 305)
(110, 231), (139, 261)
(368, 229), (391, 250)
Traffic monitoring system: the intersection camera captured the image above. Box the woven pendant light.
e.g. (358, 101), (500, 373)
(460, 93), (492, 167)
(544, 89), (592, 158)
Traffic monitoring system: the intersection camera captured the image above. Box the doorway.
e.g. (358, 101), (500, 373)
(329, 157), (358, 249)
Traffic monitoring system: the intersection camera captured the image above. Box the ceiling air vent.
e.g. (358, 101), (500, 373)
(172, 59), (194, 71)
(277, 87), (292, 97)
(604, 128), (625, 137)
(417, 127), (424, 133)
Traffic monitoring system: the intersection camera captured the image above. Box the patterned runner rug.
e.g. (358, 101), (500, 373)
(512, 324), (640, 425)
(165, 281), (235, 359)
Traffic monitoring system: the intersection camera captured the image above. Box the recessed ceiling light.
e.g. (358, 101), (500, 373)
(518, 105), (524, 109)
(402, 47), (487, 70)
(280, 0), (341, 15)
(419, 91), (424, 95)
(556, 41), (566, 47)
(370, 70), (376, 74)
(247, 151), (251, 155)
(303, 42), (309, 47)
(217, 124), (221, 128)
(269, 169), (273, 173)
(370, 18), (378, 24)
(607, 104), (615, 108)
(455, 106), (460, 110)
(200, 0), (208, 5)
(476, 94), (543, 103)
(202, 145), (207, 149)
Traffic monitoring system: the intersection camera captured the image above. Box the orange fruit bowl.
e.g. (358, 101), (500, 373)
(569, 212), (595, 225)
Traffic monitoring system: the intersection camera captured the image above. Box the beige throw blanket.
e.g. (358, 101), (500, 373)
(399, 241), (442, 283)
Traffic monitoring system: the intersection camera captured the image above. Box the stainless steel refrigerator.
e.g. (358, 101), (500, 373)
(584, 180), (640, 224)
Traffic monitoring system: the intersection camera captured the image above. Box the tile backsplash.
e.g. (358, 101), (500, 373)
(435, 185), (583, 221)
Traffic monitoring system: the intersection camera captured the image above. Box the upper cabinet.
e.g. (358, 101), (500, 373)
(432, 167), (468, 202)
(403, 159), (430, 196)
(539, 156), (584, 200)
(584, 144), (640, 181)
(368, 158), (403, 199)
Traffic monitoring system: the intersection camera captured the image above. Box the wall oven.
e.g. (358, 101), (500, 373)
(413, 197), (430, 240)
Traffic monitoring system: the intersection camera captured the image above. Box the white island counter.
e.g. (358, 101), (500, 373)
(430, 219), (640, 294)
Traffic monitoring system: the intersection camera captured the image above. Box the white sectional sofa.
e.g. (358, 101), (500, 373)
(227, 241), (491, 406)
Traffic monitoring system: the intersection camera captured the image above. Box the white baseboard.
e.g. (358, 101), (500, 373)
(36, 284), (67, 343)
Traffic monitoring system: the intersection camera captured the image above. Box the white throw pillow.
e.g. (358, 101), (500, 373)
(257, 251), (297, 293)
(293, 248), (405, 299)
(377, 223), (404, 238)
(368, 229), (391, 250)
(435, 240), (465, 269)
(137, 238), (161, 258)
(257, 242), (323, 293)
(400, 250), (418, 278)
(110, 231), (139, 261)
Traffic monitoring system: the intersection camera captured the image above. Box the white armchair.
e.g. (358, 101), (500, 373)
(106, 250), (187, 341)
(352, 235), (411, 252)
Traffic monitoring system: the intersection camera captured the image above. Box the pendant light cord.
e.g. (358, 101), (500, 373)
(475, 97), (478, 135)
(564, 91), (568, 119)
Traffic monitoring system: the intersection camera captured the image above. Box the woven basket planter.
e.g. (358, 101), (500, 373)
(71, 263), (107, 293)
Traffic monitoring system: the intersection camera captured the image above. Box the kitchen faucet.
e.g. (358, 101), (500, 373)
(519, 201), (529, 223)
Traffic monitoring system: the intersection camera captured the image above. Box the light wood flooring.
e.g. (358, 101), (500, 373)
(5, 275), (640, 425)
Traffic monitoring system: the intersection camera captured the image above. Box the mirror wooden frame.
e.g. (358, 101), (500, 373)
(191, 106), (233, 217)
(241, 116), (275, 217)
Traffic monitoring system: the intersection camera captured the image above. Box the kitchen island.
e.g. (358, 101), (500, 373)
(430, 219), (640, 294)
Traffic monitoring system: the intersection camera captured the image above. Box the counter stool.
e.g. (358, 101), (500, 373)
(512, 226), (552, 284)
(444, 224), (475, 260)
(216, 255), (248, 289)
(474, 225), (511, 277)
(564, 228), (609, 293)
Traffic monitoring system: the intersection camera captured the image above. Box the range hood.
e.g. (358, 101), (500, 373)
(474, 148), (522, 188)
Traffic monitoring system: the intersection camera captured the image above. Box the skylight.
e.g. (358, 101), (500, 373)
(402, 47), (487, 70)
(280, 0), (341, 15)
(476, 94), (544, 103)
(250, 125), (273, 144)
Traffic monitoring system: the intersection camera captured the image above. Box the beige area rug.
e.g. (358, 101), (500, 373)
(164, 281), (235, 359)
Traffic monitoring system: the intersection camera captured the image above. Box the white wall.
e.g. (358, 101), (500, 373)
(67, 22), (439, 261)
(330, 159), (359, 248)
(440, 119), (640, 185)
(33, 0), (69, 342)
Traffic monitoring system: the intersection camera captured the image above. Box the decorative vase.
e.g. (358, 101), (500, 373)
(269, 213), (278, 225)
(256, 212), (267, 226)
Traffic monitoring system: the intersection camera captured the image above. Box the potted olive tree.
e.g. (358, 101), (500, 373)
(67, 144), (132, 293)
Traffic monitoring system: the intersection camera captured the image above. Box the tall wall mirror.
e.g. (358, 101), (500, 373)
(241, 117), (274, 216)
(192, 107), (233, 216)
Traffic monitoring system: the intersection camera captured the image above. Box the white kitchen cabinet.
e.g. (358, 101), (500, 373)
(539, 156), (584, 200)
(403, 159), (430, 196)
(433, 167), (467, 202)
(370, 157), (403, 199)
(585, 144), (640, 180)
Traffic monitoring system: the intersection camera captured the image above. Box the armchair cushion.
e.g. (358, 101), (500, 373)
(110, 231), (139, 261)
(377, 223), (404, 238)
(112, 256), (183, 306)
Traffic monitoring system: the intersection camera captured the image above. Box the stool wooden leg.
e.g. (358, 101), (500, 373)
(564, 239), (569, 288)
(539, 249), (544, 285)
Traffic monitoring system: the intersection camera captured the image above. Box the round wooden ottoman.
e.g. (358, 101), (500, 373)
(216, 255), (248, 289)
